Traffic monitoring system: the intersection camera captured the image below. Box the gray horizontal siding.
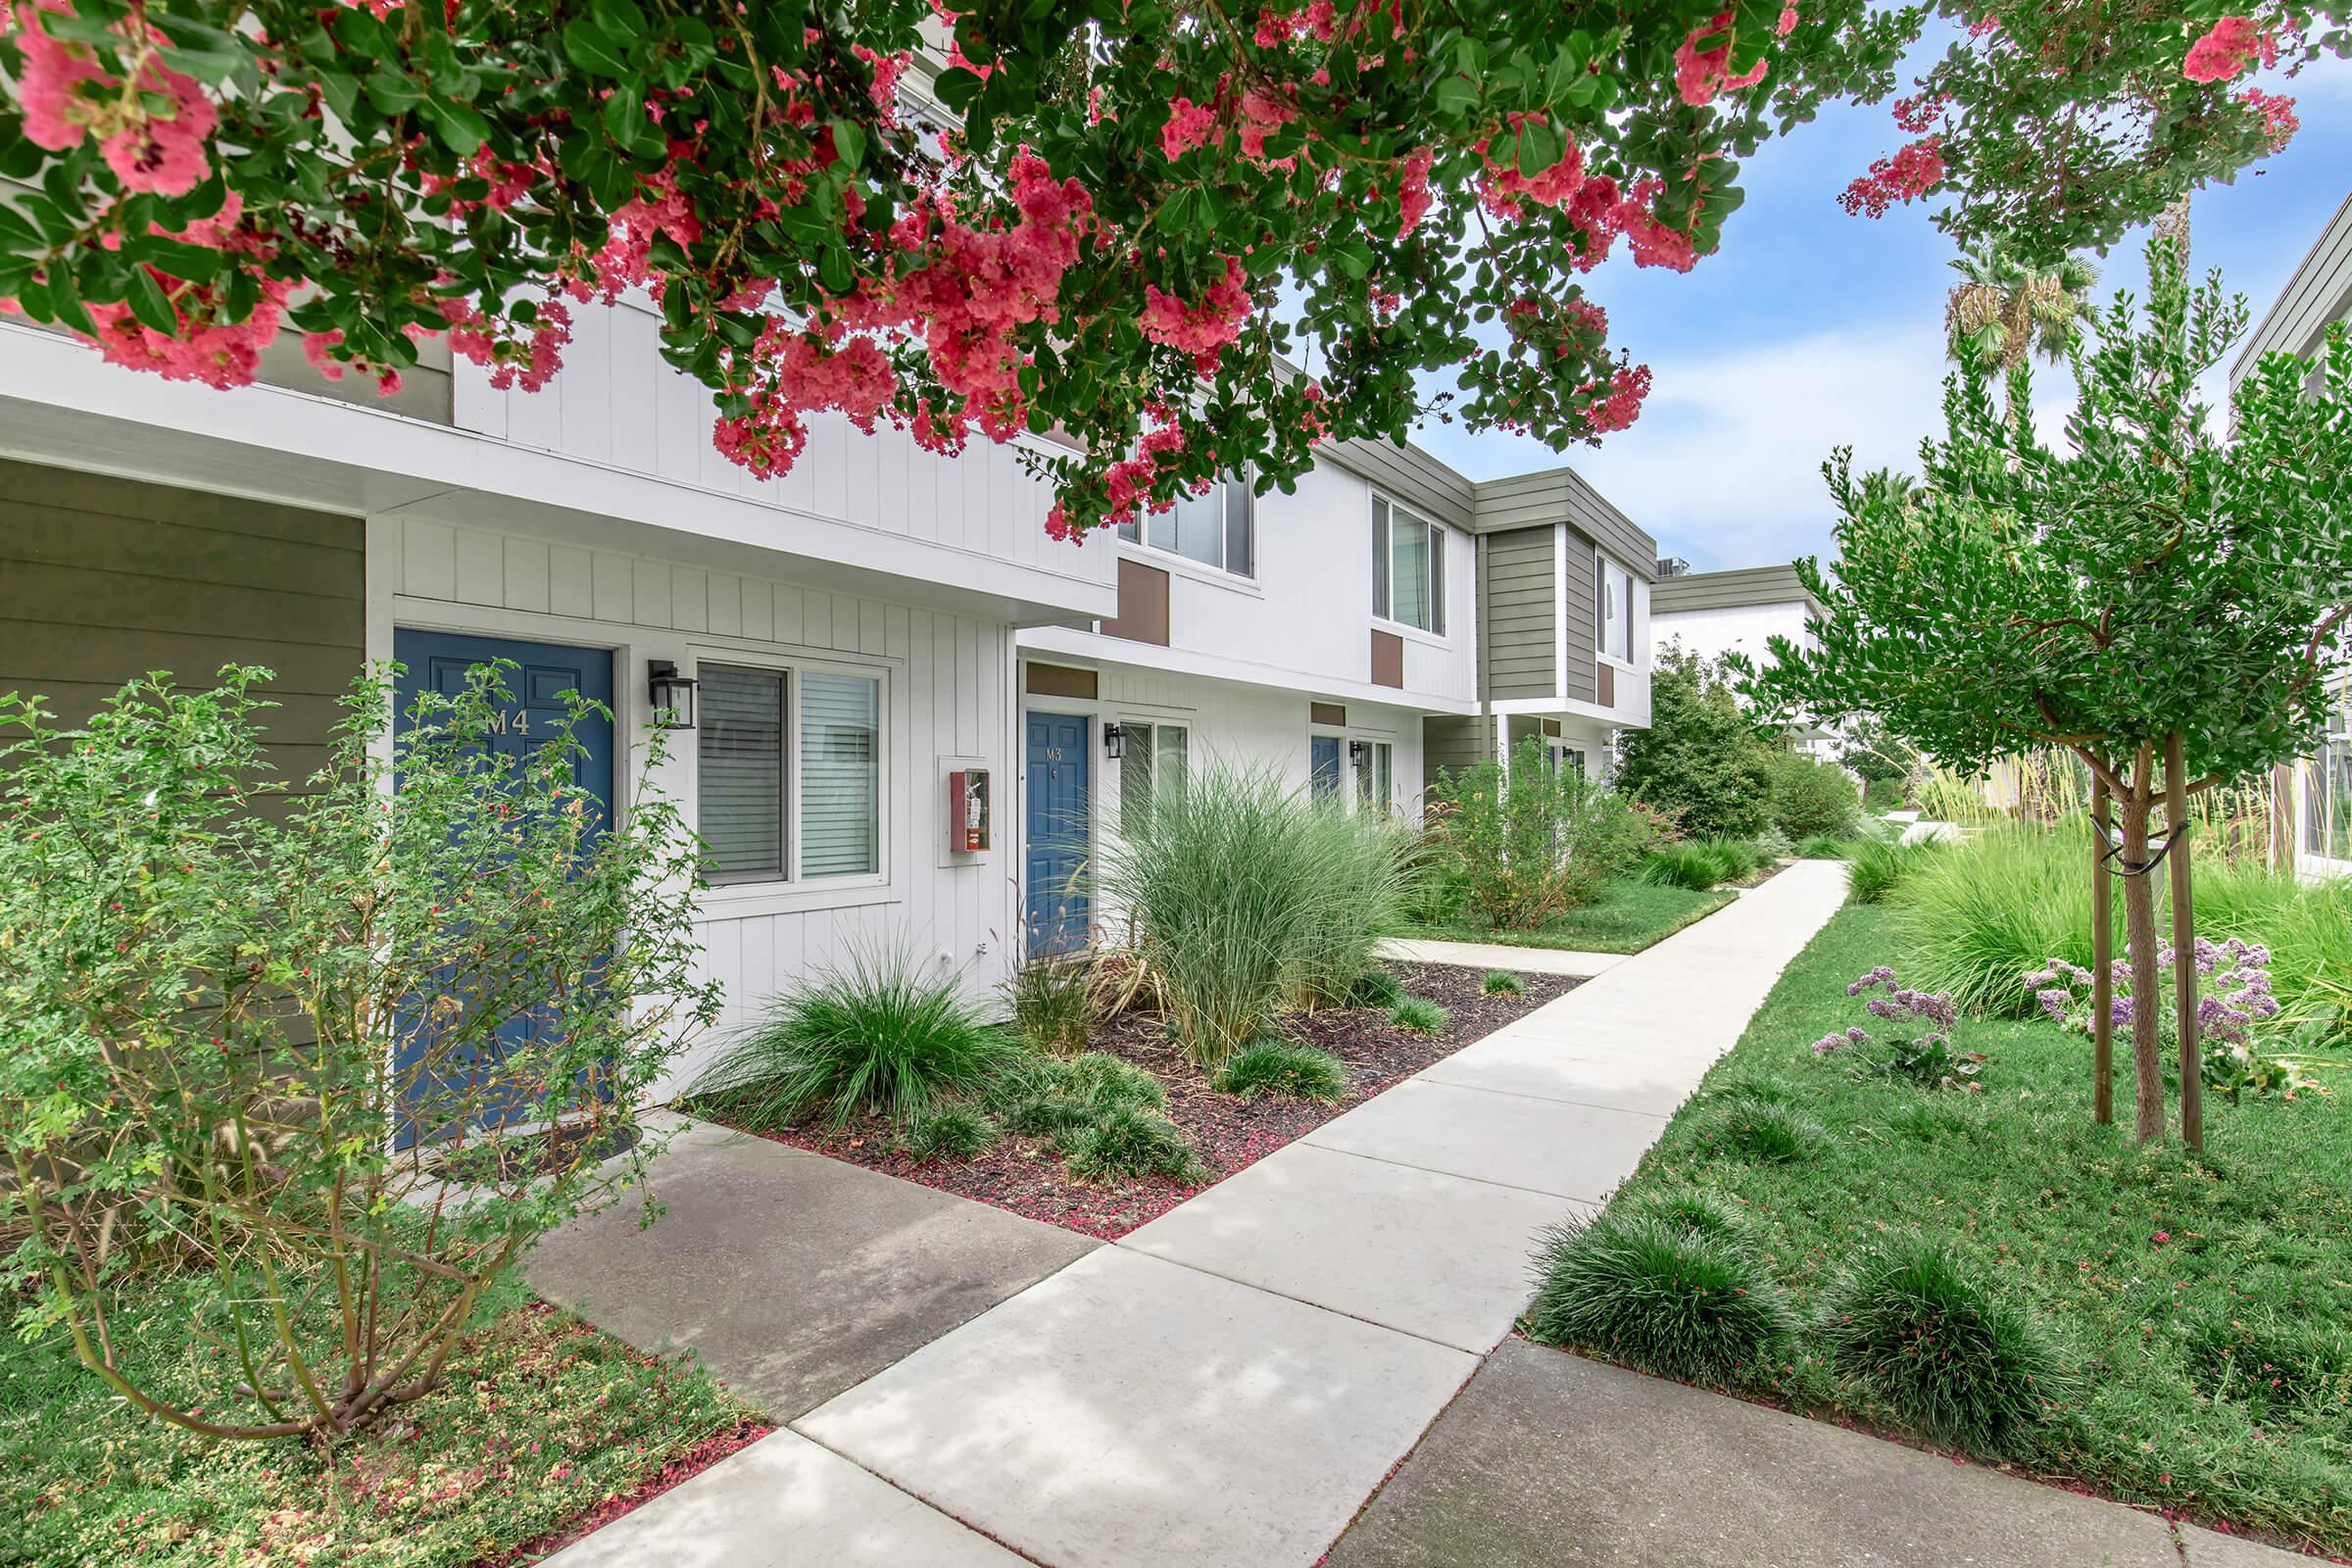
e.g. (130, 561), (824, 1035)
(1562, 538), (1597, 705)
(1651, 564), (1820, 615)
(1422, 713), (1487, 799)
(1471, 466), (1657, 582)
(1482, 526), (1556, 702)
(2234, 190), (2352, 385)
(0, 459), (365, 787)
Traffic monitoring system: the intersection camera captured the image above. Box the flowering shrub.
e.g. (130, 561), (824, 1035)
(1, 0), (2335, 533)
(0, 664), (717, 1441)
(1421, 736), (1653, 930)
(1813, 967), (1983, 1088)
(2027, 938), (2311, 1099)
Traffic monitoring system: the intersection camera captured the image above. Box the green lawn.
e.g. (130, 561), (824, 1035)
(1594, 901), (2352, 1554)
(1400, 878), (1736, 954)
(1, 1270), (759, 1568)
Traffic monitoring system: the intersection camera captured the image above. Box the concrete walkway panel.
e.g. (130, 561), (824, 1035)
(795, 1245), (1477, 1568)
(526, 1116), (1097, 1418)
(1119, 1141), (1586, 1352)
(1326, 1341), (2182, 1568)
(538, 1427), (1027, 1568)
(1302, 1078), (1663, 1201)
(1375, 936), (1627, 977)
(1418, 1030), (1726, 1117)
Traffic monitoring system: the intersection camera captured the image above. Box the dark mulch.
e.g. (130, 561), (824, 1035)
(751, 961), (1576, 1241)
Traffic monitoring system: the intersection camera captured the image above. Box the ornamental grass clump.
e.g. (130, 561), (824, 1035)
(1481, 969), (1526, 997)
(1061, 1104), (1202, 1184)
(1526, 1205), (1798, 1388)
(1102, 763), (1408, 1065)
(1699, 1101), (1831, 1164)
(1211, 1040), (1349, 1102)
(899, 1104), (1002, 1163)
(1844, 835), (1938, 905)
(1006, 951), (1096, 1056)
(1390, 996), (1449, 1036)
(1346, 967), (1405, 1009)
(0, 665), (715, 1441)
(692, 948), (1019, 1132)
(1820, 1240), (2075, 1457)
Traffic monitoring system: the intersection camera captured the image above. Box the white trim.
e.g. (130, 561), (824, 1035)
(1368, 485), (1451, 641)
(1019, 624), (1477, 716)
(1553, 520), (1570, 702)
(1112, 538), (1266, 599)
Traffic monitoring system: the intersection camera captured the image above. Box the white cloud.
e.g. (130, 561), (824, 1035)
(1558, 320), (1953, 571)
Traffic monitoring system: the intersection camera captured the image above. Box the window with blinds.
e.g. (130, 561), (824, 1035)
(1372, 496), (1446, 634)
(1117, 472), (1254, 577)
(698, 662), (882, 884)
(801, 670), (880, 877)
(1118, 721), (1189, 837)
(699, 665), (785, 881)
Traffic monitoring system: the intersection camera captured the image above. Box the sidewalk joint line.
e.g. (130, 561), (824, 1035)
(1387, 1075), (1673, 1120)
(1107, 1244), (1493, 1358)
(1294, 1137), (1612, 1204)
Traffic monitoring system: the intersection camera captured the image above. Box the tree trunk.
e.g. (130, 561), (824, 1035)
(2090, 775), (2114, 1125)
(2166, 732), (2202, 1151)
(2117, 786), (2168, 1144)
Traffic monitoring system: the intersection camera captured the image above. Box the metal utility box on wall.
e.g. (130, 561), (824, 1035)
(950, 766), (992, 853)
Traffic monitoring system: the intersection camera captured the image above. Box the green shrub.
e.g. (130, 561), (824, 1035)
(1346, 967), (1405, 1008)
(694, 949), (1019, 1131)
(1006, 952), (1094, 1055)
(1846, 835), (1938, 906)
(1754, 825), (1796, 860)
(1623, 1185), (1762, 1249)
(1390, 996), (1449, 1036)
(1061, 1103), (1202, 1183)
(1615, 645), (1779, 839)
(1212, 1039), (1349, 1102)
(1102, 763), (1408, 1064)
(1767, 751), (1862, 839)
(1641, 837), (1758, 891)
(1064, 1051), (1167, 1111)
(1795, 833), (1853, 859)
(984, 1050), (1163, 1136)
(1700, 1102), (1831, 1163)
(1526, 1210), (1798, 1387)
(1863, 776), (1904, 813)
(899, 1104), (1002, 1162)
(1480, 969), (1526, 997)
(1422, 737), (1654, 929)
(1820, 1241), (2074, 1456)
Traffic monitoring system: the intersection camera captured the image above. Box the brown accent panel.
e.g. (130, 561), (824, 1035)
(1596, 661), (1616, 707)
(1024, 662), (1100, 700)
(1099, 557), (1171, 646)
(1370, 630), (1404, 689)
(1309, 701), (1348, 728)
(1542, 718), (1562, 738)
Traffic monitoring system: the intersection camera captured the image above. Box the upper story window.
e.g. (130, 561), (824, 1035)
(1372, 497), (1446, 635)
(1596, 557), (1634, 662)
(1118, 473), (1254, 578)
(699, 661), (884, 885)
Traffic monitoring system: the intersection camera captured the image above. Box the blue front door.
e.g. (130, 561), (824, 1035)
(1026, 710), (1091, 956)
(1310, 734), (1343, 803)
(393, 629), (615, 1146)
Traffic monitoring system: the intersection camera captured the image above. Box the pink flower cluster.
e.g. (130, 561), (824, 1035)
(1396, 146), (1436, 237)
(2182, 16), (2276, 83)
(1673, 11), (1771, 107)
(15, 0), (218, 197)
(301, 328), (419, 398)
(1161, 97), (1217, 161)
(1044, 416), (1192, 540)
(439, 294), (574, 393)
(1892, 91), (1946, 133)
(1473, 123), (1701, 273)
(1583, 364), (1650, 433)
(1251, 2), (1340, 46)
(1141, 257), (1254, 372)
(2238, 86), (2299, 151)
(1838, 136), (1944, 219)
(44, 198), (294, 388)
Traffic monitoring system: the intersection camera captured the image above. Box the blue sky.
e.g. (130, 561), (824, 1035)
(1409, 38), (2352, 574)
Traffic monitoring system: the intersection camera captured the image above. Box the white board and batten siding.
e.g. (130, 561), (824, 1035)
(379, 514), (1021, 1096)
(448, 296), (1101, 592)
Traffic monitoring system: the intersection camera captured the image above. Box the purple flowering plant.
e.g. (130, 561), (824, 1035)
(1814, 967), (1984, 1089)
(2026, 936), (2309, 1098)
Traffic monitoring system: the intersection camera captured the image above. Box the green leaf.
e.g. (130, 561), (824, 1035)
(418, 96), (492, 156)
(1434, 74), (1480, 119)
(1517, 118), (1561, 177)
(122, 269), (179, 335)
(46, 266), (96, 337)
(0, 114), (42, 181)
(365, 70), (424, 115)
(591, 0), (649, 41)
(0, 203), (41, 255)
(933, 67), (984, 113)
(602, 87), (661, 158)
(563, 17), (634, 78)
(818, 244), (853, 294)
(121, 233), (220, 283)
(831, 120), (867, 172)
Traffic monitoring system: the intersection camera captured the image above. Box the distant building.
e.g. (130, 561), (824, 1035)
(1649, 564), (1838, 760)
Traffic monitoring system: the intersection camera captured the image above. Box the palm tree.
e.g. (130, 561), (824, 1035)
(1943, 239), (2101, 428)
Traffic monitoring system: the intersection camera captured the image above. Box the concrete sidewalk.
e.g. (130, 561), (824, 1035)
(1374, 934), (1629, 977)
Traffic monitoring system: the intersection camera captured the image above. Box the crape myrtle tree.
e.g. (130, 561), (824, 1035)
(1749, 240), (2352, 1148)
(0, 0), (2340, 536)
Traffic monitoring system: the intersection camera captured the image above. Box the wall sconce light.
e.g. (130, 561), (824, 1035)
(1102, 721), (1125, 760)
(1348, 739), (1370, 765)
(648, 660), (699, 730)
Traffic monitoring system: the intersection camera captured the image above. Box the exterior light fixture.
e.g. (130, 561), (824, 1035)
(1102, 721), (1124, 760)
(647, 660), (699, 730)
(1348, 739), (1370, 765)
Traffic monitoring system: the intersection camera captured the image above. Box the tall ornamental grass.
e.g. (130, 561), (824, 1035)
(1102, 764), (1409, 1065)
(1894, 821), (2352, 1019)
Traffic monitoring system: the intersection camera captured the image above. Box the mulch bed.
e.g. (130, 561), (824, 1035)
(748, 960), (1576, 1241)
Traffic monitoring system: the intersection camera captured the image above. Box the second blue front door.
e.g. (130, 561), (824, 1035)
(1026, 710), (1091, 956)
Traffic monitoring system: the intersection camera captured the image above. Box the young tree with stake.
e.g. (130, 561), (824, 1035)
(1749, 238), (2352, 1147)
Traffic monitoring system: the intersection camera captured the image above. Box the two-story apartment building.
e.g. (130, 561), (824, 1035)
(0, 286), (1659, 1078)
(2232, 189), (2352, 878)
(1650, 562), (1838, 760)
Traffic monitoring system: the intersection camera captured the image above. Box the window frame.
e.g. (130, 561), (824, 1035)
(692, 649), (892, 894)
(1595, 555), (1635, 666)
(1117, 717), (1191, 837)
(1371, 493), (1448, 638)
(1116, 471), (1256, 580)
